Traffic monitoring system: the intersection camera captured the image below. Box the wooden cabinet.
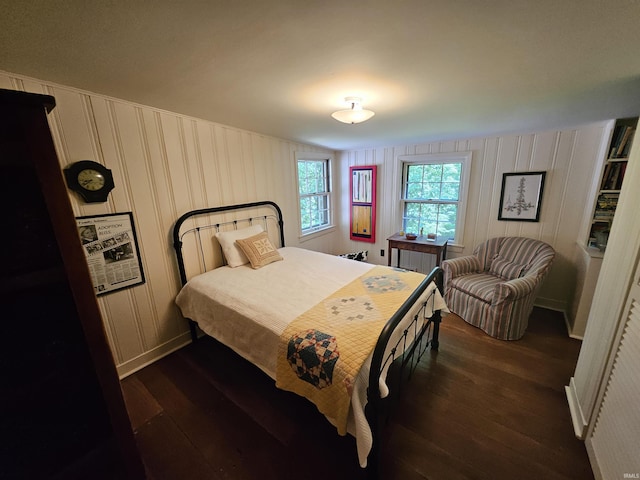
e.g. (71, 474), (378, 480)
(0, 89), (145, 478)
(586, 117), (637, 252)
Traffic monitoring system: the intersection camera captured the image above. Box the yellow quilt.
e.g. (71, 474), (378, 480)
(275, 265), (427, 435)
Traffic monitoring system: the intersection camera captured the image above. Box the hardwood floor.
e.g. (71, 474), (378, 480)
(120, 307), (594, 480)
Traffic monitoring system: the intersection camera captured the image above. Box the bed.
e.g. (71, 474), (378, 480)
(172, 200), (446, 475)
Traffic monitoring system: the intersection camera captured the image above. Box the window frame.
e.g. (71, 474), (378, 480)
(295, 151), (335, 239)
(397, 152), (472, 247)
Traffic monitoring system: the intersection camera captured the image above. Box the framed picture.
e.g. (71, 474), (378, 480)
(76, 212), (145, 296)
(350, 165), (377, 242)
(498, 171), (546, 222)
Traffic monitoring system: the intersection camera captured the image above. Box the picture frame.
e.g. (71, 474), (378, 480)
(498, 171), (546, 222)
(75, 212), (145, 296)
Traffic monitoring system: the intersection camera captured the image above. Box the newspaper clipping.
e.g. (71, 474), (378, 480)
(76, 212), (145, 295)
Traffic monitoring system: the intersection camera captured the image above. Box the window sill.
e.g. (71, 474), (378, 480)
(299, 226), (336, 243)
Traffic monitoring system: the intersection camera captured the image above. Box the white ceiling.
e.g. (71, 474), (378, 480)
(2, 1), (640, 150)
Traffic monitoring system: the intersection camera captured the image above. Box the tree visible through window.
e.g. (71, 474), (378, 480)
(400, 153), (471, 243)
(297, 157), (331, 234)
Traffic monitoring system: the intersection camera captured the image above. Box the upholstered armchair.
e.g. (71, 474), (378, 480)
(442, 237), (555, 340)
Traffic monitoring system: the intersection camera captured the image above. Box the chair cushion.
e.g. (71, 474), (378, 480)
(489, 256), (527, 279)
(495, 237), (548, 267)
(450, 273), (504, 303)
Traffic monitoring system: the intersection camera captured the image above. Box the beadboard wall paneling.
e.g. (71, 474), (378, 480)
(337, 124), (608, 312)
(1, 71), (335, 377)
(3, 70), (610, 375)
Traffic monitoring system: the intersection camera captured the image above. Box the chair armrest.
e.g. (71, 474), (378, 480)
(492, 275), (538, 305)
(442, 256), (481, 287)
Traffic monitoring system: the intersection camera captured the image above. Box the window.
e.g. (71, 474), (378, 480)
(296, 152), (333, 236)
(399, 152), (472, 244)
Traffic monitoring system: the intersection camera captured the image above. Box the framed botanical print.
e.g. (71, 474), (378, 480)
(498, 171), (546, 222)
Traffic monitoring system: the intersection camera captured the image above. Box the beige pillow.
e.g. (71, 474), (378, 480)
(214, 225), (264, 267)
(235, 231), (283, 269)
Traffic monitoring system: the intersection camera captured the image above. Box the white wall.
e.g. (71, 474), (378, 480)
(337, 125), (608, 313)
(0, 71), (337, 377)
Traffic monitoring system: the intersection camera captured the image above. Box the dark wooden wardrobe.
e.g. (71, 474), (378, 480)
(0, 88), (145, 478)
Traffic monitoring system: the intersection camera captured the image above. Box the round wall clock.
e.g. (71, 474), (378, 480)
(64, 160), (115, 203)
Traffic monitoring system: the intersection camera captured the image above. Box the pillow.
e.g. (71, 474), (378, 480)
(215, 225), (264, 267)
(489, 256), (527, 280)
(235, 231), (283, 269)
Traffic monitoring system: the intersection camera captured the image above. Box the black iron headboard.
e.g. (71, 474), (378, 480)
(172, 200), (285, 287)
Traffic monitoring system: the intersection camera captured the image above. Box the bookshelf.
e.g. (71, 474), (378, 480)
(570, 117), (638, 338)
(586, 117), (637, 252)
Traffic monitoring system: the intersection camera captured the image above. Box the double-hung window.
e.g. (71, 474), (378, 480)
(296, 152), (333, 236)
(399, 152), (472, 244)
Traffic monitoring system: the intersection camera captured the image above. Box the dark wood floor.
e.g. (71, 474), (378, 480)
(120, 308), (594, 480)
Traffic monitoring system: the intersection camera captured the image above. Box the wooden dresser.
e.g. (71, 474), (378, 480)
(0, 89), (145, 478)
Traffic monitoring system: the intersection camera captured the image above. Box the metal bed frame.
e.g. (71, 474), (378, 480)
(172, 200), (443, 477)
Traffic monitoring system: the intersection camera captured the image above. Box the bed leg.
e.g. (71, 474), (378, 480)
(431, 311), (441, 350)
(189, 319), (198, 342)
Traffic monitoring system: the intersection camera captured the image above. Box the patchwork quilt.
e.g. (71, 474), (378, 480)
(275, 265), (427, 435)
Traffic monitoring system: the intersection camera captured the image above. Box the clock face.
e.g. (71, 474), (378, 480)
(77, 169), (105, 191)
(65, 160), (115, 203)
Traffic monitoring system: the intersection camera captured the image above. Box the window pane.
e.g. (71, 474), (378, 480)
(424, 164), (442, 181)
(424, 182), (441, 199)
(441, 182), (459, 200)
(407, 164), (423, 182)
(298, 162), (307, 194)
(443, 163), (461, 181)
(438, 204), (457, 238)
(406, 182), (423, 199)
(300, 197), (311, 230)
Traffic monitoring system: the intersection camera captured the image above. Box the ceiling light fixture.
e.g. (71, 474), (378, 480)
(331, 96), (375, 124)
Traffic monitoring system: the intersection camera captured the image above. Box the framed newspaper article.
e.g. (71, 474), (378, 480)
(76, 212), (145, 296)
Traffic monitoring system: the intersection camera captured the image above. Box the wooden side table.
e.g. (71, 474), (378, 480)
(387, 233), (449, 268)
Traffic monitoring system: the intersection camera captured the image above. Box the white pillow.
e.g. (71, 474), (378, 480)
(215, 225), (264, 267)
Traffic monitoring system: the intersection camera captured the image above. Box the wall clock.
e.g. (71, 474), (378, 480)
(64, 160), (115, 203)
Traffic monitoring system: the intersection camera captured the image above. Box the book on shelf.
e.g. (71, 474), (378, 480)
(620, 130), (635, 158)
(596, 193), (619, 210)
(609, 125), (635, 159)
(600, 162), (626, 190)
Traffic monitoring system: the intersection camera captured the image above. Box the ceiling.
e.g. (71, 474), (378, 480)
(2, 1), (640, 150)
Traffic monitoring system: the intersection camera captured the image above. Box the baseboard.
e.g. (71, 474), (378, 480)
(534, 296), (566, 312)
(565, 376), (588, 439)
(585, 438), (603, 480)
(116, 331), (192, 379)
(533, 300), (583, 339)
(566, 322), (585, 340)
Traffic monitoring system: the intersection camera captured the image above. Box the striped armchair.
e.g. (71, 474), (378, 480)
(442, 237), (555, 340)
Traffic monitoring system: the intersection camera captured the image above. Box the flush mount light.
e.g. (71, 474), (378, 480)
(331, 96), (375, 124)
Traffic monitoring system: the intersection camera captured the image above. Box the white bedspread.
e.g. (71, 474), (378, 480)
(175, 247), (445, 467)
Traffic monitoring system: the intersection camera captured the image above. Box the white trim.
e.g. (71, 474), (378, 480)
(116, 330), (192, 379)
(298, 225), (336, 243)
(565, 376), (588, 439)
(294, 150), (335, 237)
(397, 151), (472, 244)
